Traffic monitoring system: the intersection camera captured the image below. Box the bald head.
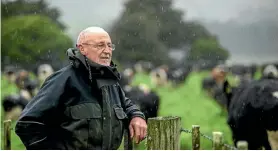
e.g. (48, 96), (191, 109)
(76, 26), (113, 66)
(76, 26), (109, 45)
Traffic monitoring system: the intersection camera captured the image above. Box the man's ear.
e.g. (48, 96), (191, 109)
(77, 45), (87, 56)
(80, 50), (87, 56)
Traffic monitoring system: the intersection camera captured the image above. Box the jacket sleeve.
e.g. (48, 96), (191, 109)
(119, 87), (145, 120)
(15, 70), (68, 150)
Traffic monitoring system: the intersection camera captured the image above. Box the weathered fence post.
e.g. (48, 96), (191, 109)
(212, 132), (223, 150)
(237, 141), (248, 150)
(4, 120), (12, 150)
(147, 116), (181, 150)
(192, 125), (200, 150)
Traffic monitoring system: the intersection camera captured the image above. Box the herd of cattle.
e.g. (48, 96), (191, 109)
(202, 63), (278, 149)
(2, 61), (278, 149)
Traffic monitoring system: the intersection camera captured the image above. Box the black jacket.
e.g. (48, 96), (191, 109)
(15, 48), (145, 150)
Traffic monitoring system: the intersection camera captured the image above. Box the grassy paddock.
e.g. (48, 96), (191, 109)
(130, 71), (233, 149)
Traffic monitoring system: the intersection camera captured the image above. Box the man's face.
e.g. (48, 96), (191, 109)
(78, 32), (114, 66)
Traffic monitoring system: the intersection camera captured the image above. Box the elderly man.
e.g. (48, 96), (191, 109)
(15, 27), (147, 150)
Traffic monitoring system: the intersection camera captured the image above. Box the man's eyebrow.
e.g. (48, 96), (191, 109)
(97, 41), (112, 44)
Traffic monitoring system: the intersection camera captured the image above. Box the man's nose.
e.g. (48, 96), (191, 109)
(103, 46), (112, 53)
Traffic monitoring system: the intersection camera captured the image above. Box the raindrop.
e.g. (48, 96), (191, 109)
(161, 6), (164, 12)
(4, 6), (9, 13)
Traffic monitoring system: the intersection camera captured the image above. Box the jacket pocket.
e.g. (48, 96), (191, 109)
(111, 105), (128, 149)
(68, 102), (102, 119)
(63, 102), (102, 149)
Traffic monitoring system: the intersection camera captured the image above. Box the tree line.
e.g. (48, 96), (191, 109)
(1, 0), (230, 70)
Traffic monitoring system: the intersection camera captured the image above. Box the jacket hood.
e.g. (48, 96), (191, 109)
(66, 48), (121, 81)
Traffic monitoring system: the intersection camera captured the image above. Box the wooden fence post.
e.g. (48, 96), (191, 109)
(192, 125), (200, 150)
(146, 116), (181, 150)
(212, 132), (223, 150)
(237, 141), (248, 150)
(4, 120), (12, 150)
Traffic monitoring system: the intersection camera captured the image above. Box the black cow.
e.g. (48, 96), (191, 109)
(150, 65), (169, 87)
(119, 68), (134, 87)
(124, 86), (160, 120)
(229, 64), (256, 86)
(119, 68), (160, 120)
(167, 66), (191, 86)
(134, 61), (155, 74)
(202, 76), (216, 93)
(224, 65), (278, 149)
(2, 94), (29, 120)
(3, 65), (17, 83)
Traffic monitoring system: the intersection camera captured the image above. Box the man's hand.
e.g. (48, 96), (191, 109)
(129, 117), (147, 144)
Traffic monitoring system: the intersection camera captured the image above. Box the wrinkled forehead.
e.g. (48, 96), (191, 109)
(83, 32), (111, 43)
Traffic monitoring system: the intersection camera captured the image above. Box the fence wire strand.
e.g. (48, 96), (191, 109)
(180, 127), (238, 150)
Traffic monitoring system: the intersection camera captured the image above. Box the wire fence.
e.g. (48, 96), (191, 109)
(180, 127), (238, 150)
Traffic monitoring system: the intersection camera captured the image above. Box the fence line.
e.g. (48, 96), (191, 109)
(2, 116), (248, 150)
(180, 127), (238, 150)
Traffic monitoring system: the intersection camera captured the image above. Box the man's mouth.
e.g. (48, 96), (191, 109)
(100, 57), (110, 60)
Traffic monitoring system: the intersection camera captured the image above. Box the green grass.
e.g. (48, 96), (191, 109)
(1, 70), (262, 150)
(130, 71), (234, 149)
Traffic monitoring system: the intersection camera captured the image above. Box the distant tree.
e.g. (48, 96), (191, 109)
(110, 0), (216, 65)
(1, 0), (66, 30)
(2, 15), (73, 68)
(111, 13), (169, 66)
(187, 37), (230, 63)
(122, 0), (212, 48)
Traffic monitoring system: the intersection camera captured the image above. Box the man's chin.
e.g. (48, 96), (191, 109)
(99, 61), (111, 66)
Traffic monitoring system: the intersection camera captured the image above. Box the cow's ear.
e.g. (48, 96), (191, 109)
(223, 80), (233, 108)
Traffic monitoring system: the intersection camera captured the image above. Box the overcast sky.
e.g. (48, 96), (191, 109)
(47, 0), (264, 36)
(46, 0), (278, 64)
